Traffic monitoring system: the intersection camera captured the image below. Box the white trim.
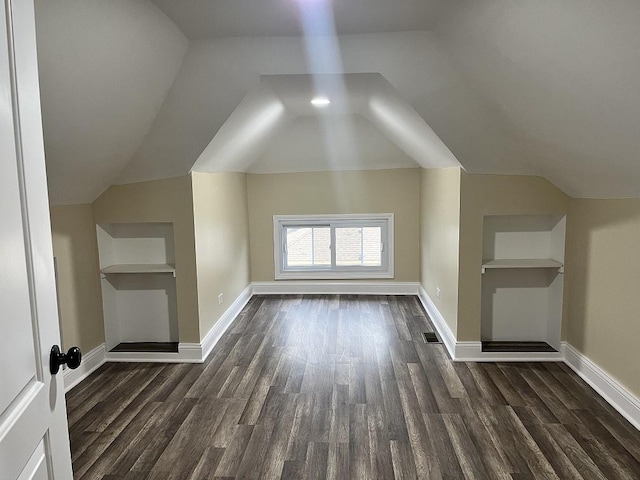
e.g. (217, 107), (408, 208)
(105, 348), (203, 364)
(66, 287), (640, 434)
(453, 341), (565, 362)
(417, 286), (564, 362)
(274, 270), (394, 280)
(564, 343), (640, 431)
(200, 284), (253, 361)
(178, 343), (205, 362)
(417, 285), (456, 359)
(454, 341), (479, 360)
(417, 283), (638, 429)
(252, 281), (419, 295)
(63, 344), (106, 392)
(104, 285), (254, 364)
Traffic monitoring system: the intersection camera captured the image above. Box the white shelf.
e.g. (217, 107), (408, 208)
(481, 258), (563, 274)
(101, 263), (175, 276)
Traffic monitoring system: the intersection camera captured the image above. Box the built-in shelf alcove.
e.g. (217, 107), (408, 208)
(481, 214), (566, 352)
(96, 222), (178, 352)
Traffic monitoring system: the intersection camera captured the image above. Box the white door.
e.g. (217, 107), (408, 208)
(0, 0), (74, 479)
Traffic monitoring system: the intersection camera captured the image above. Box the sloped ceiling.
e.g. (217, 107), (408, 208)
(149, 0), (447, 39)
(191, 73), (459, 174)
(117, 32), (511, 186)
(437, 0), (640, 198)
(35, 0), (188, 205)
(248, 115), (418, 174)
(35, 0), (640, 204)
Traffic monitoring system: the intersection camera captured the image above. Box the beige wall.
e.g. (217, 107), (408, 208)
(92, 176), (200, 343)
(247, 169), (421, 282)
(192, 172), (251, 340)
(420, 167), (461, 335)
(566, 198), (640, 398)
(458, 173), (570, 341)
(50, 204), (105, 353)
(48, 168), (640, 403)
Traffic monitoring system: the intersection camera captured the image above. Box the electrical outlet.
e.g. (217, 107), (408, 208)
(218, 293), (224, 306)
(436, 287), (441, 299)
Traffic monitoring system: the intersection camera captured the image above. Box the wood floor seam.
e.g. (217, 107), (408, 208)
(67, 295), (640, 479)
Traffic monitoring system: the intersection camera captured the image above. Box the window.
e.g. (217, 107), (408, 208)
(273, 214), (394, 279)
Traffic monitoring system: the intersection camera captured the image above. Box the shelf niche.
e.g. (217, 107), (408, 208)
(96, 222), (178, 351)
(481, 214), (566, 351)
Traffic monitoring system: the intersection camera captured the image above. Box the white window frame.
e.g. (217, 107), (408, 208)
(273, 214), (394, 280)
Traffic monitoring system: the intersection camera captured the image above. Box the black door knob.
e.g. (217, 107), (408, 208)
(50, 345), (82, 375)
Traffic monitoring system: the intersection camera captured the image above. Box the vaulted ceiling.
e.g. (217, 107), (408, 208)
(35, 0), (640, 204)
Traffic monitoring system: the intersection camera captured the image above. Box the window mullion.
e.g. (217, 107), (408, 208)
(311, 227), (315, 266)
(360, 227), (364, 265)
(282, 226), (287, 273)
(330, 224), (337, 270)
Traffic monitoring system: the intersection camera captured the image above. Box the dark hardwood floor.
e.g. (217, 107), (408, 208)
(110, 342), (179, 353)
(67, 295), (640, 479)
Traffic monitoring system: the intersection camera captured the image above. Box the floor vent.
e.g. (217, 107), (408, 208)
(422, 332), (441, 344)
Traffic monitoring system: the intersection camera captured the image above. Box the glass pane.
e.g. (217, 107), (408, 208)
(335, 226), (382, 266)
(362, 227), (382, 266)
(285, 226), (330, 268)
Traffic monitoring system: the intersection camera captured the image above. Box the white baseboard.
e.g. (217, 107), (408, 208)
(71, 285), (640, 433)
(105, 348), (204, 364)
(417, 286), (565, 362)
(104, 285), (253, 364)
(97, 283), (417, 366)
(417, 285), (456, 359)
(252, 281), (420, 296)
(178, 343), (205, 362)
(200, 284), (253, 361)
(564, 343), (640, 431)
(454, 341), (565, 362)
(417, 282), (639, 429)
(63, 343), (106, 392)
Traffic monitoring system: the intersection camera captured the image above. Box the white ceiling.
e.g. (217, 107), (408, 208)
(149, 0), (447, 39)
(35, 0), (188, 205)
(117, 32), (508, 187)
(35, 0), (640, 203)
(437, 0), (640, 198)
(248, 115), (419, 174)
(191, 73), (459, 174)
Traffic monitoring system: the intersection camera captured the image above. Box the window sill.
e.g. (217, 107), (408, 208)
(275, 271), (394, 280)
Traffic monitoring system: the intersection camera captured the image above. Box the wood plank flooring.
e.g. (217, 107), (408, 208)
(67, 295), (640, 479)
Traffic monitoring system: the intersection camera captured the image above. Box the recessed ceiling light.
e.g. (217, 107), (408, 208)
(311, 96), (330, 107)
